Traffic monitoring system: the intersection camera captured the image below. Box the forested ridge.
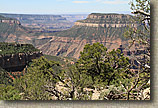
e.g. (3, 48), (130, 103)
(0, 42), (40, 55)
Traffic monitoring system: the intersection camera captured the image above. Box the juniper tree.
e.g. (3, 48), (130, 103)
(124, 0), (150, 100)
(100, 0), (150, 100)
(76, 42), (130, 87)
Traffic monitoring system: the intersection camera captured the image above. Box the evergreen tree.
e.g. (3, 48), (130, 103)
(12, 56), (64, 100)
(76, 42), (130, 86)
(99, 0), (150, 100)
(0, 67), (21, 100)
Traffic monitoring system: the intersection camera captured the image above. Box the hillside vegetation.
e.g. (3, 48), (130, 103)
(0, 42), (150, 100)
(51, 25), (128, 40)
(0, 42), (39, 55)
(78, 13), (136, 24)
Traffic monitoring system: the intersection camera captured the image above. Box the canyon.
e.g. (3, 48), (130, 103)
(0, 13), (149, 87)
(0, 13), (88, 32)
(36, 13), (138, 58)
(0, 13), (139, 59)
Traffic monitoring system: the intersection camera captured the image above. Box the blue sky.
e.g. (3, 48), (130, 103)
(0, 0), (131, 14)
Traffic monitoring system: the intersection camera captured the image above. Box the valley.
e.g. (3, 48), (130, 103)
(0, 13), (140, 58)
(35, 13), (139, 58)
(0, 11), (150, 100)
(0, 13), (88, 32)
(0, 0), (151, 101)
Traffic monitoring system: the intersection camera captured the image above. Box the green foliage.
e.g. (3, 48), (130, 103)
(12, 56), (63, 100)
(97, 0), (150, 100)
(0, 67), (13, 85)
(0, 67), (21, 100)
(44, 54), (66, 65)
(76, 42), (130, 86)
(0, 84), (21, 100)
(0, 41), (149, 100)
(103, 0), (151, 100)
(0, 42), (40, 55)
(0, 23), (17, 35)
(0, 15), (14, 20)
(126, 0), (150, 41)
(128, 0), (150, 87)
(130, 0), (150, 13)
(65, 65), (94, 100)
(51, 26), (128, 40)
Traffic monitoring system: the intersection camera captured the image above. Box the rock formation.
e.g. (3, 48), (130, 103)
(0, 13), (74, 32)
(0, 19), (21, 25)
(37, 13), (138, 58)
(75, 13), (138, 28)
(0, 51), (43, 72)
(75, 22), (137, 28)
(0, 13), (140, 59)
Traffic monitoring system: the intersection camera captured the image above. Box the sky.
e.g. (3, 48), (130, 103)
(0, 0), (132, 14)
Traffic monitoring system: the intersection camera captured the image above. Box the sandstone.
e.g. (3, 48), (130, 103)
(0, 51), (43, 72)
(0, 19), (21, 25)
(75, 22), (137, 28)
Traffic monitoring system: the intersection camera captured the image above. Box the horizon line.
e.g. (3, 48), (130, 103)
(0, 11), (132, 15)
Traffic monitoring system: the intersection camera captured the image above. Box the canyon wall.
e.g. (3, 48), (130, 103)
(87, 13), (131, 19)
(75, 22), (137, 28)
(75, 13), (138, 28)
(0, 13), (140, 59)
(0, 19), (21, 25)
(0, 51), (43, 71)
(37, 13), (137, 58)
(37, 36), (127, 58)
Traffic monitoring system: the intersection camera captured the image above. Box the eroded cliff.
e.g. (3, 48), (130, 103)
(0, 13), (139, 59)
(37, 13), (137, 58)
(0, 52), (43, 72)
(0, 42), (42, 71)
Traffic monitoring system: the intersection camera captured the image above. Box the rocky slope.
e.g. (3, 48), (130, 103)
(0, 15), (33, 43)
(37, 36), (127, 58)
(0, 15), (49, 45)
(37, 13), (138, 58)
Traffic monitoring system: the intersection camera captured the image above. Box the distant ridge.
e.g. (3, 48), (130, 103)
(0, 15), (30, 42)
(0, 13), (81, 32)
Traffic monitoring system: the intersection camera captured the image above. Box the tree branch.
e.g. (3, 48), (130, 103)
(132, 10), (150, 16)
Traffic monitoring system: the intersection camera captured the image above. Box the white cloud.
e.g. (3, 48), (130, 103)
(96, 0), (130, 4)
(57, 0), (129, 4)
(72, 1), (90, 3)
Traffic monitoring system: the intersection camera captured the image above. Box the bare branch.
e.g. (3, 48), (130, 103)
(132, 10), (150, 16)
